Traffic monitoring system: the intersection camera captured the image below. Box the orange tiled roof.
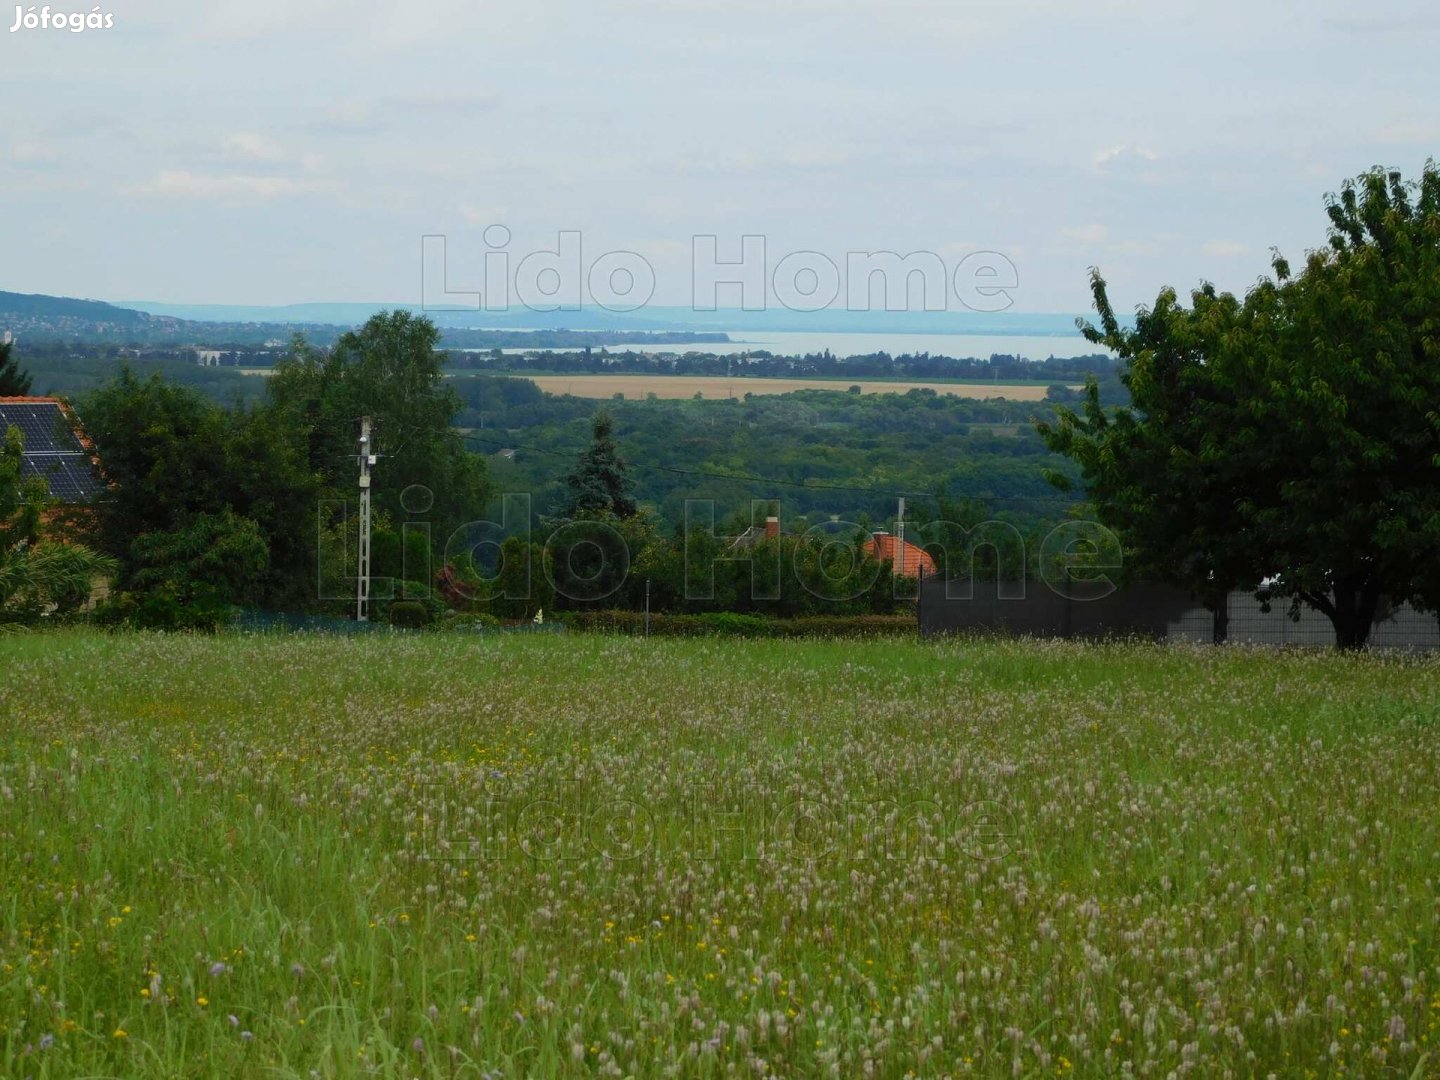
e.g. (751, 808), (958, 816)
(867, 533), (936, 577)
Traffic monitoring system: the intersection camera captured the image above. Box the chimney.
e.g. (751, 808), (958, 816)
(765, 516), (780, 540)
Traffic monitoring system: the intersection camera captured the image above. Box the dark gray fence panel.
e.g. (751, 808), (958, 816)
(919, 580), (1440, 649)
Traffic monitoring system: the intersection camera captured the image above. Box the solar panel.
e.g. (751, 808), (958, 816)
(0, 401), (75, 453)
(0, 401), (104, 502)
(19, 456), (103, 501)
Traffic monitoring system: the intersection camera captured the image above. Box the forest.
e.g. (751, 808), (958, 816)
(449, 373), (1080, 527)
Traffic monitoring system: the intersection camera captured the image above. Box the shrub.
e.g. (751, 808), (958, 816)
(388, 601), (431, 629)
(696, 611), (772, 637)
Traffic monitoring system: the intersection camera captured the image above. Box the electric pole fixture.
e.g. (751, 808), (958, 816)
(357, 416), (374, 622)
(896, 496), (906, 578)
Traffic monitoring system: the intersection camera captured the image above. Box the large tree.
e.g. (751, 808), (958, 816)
(1239, 166), (1440, 645)
(1038, 275), (1259, 640)
(1040, 165), (1440, 648)
(268, 311), (491, 541)
(80, 369), (320, 612)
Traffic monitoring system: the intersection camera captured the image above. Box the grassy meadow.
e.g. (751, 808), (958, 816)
(1, 631), (1438, 1078)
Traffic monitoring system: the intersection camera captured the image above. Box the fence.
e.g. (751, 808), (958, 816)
(917, 578), (1440, 649)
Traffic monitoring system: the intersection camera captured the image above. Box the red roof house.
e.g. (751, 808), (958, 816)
(866, 530), (936, 578)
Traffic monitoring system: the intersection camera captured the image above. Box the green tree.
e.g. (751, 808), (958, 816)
(0, 341), (32, 396)
(80, 369), (320, 611)
(559, 410), (636, 519)
(1040, 165), (1440, 648)
(1037, 274), (1256, 640)
(106, 510), (270, 630)
(1236, 166), (1440, 645)
(268, 313), (491, 545)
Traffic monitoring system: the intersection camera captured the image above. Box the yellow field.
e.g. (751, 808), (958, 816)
(236, 369), (1070, 401)
(522, 374), (1066, 400)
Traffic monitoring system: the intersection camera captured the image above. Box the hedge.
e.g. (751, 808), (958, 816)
(560, 610), (916, 638)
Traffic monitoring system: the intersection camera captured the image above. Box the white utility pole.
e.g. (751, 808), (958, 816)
(357, 416), (374, 622)
(896, 496), (906, 577)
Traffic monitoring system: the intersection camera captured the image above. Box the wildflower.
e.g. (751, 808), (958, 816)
(209, 962), (229, 977)
(39, 1034), (54, 1050)
(197, 996), (209, 1007)
(113, 1028), (127, 1039)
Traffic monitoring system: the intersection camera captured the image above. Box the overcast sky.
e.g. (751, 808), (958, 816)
(4, 0), (1437, 314)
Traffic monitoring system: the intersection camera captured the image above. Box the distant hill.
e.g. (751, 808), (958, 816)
(120, 299), (1099, 337)
(0, 291), (726, 351)
(0, 289), (156, 327)
(0, 289), (322, 345)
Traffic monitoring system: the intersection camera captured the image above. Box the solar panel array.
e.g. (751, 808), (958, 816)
(0, 400), (104, 502)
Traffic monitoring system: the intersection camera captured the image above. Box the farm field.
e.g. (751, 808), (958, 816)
(518, 375), (1067, 400)
(1, 632), (1438, 1078)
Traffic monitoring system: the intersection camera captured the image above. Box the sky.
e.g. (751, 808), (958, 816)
(3, 0), (1438, 317)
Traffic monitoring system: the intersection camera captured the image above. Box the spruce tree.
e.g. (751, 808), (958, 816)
(0, 342), (32, 397)
(561, 410), (636, 518)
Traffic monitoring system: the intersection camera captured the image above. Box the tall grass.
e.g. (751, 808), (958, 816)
(1, 631), (1437, 1077)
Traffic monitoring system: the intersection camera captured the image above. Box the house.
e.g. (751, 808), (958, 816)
(728, 515), (780, 550)
(0, 397), (105, 503)
(866, 529), (936, 579)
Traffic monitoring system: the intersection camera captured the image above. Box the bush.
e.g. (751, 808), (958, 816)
(95, 584), (238, 632)
(389, 601), (431, 629)
(696, 612), (772, 637)
(375, 581), (446, 625)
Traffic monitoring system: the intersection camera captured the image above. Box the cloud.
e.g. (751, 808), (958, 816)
(1060, 223), (1108, 244)
(224, 131), (287, 162)
(389, 91), (500, 115)
(1202, 240), (1249, 257)
(1093, 144), (1159, 172)
(10, 141), (59, 167)
(303, 101), (382, 136)
(781, 144), (852, 168)
(135, 170), (331, 200)
(301, 91), (500, 137)
(1322, 14), (1440, 35)
(1374, 120), (1440, 145)
(460, 203), (509, 226)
